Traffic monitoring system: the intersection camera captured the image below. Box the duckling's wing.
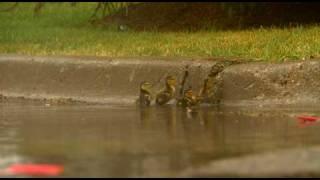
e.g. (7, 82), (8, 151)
(156, 92), (171, 105)
(140, 94), (152, 106)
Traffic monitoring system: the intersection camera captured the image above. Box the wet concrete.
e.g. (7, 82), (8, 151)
(1, 102), (320, 177)
(0, 55), (217, 105)
(1, 55), (320, 177)
(180, 144), (320, 178)
(222, 61), (320, 105)
(1, 55), (320, 105)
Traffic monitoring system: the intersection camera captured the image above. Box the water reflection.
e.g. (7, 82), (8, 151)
(0, 103), (320, 177)
(0, 103), (24, 169)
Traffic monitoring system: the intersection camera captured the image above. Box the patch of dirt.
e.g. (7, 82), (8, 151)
(99, 2), (320, 32)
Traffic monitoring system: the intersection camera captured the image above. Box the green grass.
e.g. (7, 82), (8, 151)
(0, 2), (320, 62)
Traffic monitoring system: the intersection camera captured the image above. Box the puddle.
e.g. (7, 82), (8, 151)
(0, 102), (320, 177)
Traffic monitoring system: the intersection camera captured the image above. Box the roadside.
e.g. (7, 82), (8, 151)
(0, 55), (319, 106)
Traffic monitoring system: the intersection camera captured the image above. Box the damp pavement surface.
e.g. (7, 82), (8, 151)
(2, 55), (320, 106)
(1, 102), (320, 177)
(2, 55), (320, 177)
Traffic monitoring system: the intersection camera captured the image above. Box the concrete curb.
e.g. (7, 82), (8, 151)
(0, 55), (319, 105)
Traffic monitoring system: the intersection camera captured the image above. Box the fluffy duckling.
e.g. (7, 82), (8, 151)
(197, 62), (225, 103)
(179, 65), (190, 97)
(209, 61), (225, 78)
(197, 78), (209, 101)
(138, 81), (153, 106)
(177, 86), (200, 112)
(155, 75), (177, 105)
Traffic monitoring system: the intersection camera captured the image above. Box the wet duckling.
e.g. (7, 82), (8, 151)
(176, 65), (190, 105)
(138, 81), (153, 106)
(179, 65), (190, 98)
(198, 62), (226, 103)
(197, 78), (209, 102)
(177, 86), (200, 112)
(155, 75), (177, 105)
(209, 61), (225, 78)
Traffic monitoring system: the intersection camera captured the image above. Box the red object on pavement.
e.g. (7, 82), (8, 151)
(5, 164), (63, 176)
(297, 115), (320, 122)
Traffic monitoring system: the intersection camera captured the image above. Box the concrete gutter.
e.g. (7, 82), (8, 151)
(178, 145), (320, 177)
(0, 54), (319, 105)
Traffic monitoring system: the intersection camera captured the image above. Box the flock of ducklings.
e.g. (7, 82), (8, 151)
(137, 62), (226, 112)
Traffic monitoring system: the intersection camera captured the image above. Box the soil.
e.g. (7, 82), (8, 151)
(99, 2), (320, 32)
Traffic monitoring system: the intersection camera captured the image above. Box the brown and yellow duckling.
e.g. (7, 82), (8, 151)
(155, 75), (177, 105)
(198, 78), (209, 101)
(137, 81), (153, 107)
(177, 86), (201, 112)
(209, 61), (225, 78)
(198, 62), (226, 103)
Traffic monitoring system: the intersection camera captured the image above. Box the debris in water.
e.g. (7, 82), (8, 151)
(1, 164), (63, 176)
(297, 115), (320, 127)
(297, 115), (320, 122)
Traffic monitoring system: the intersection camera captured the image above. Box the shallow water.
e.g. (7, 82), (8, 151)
(1, 102), (320, 177)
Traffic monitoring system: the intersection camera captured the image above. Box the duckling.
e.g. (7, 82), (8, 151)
(155, 75), (177, 105)
(199, 62), (226, 103)
(197, 78), (209, 102)
(177, 86), (200, 113)
(138, 81), (153, 107)
(179, 65), (190, 98)
(209, 61), (225, 78)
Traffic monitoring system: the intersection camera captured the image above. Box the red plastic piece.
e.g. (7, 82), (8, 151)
(5, 164), (63, 176)
(297, 115), (320, 122)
